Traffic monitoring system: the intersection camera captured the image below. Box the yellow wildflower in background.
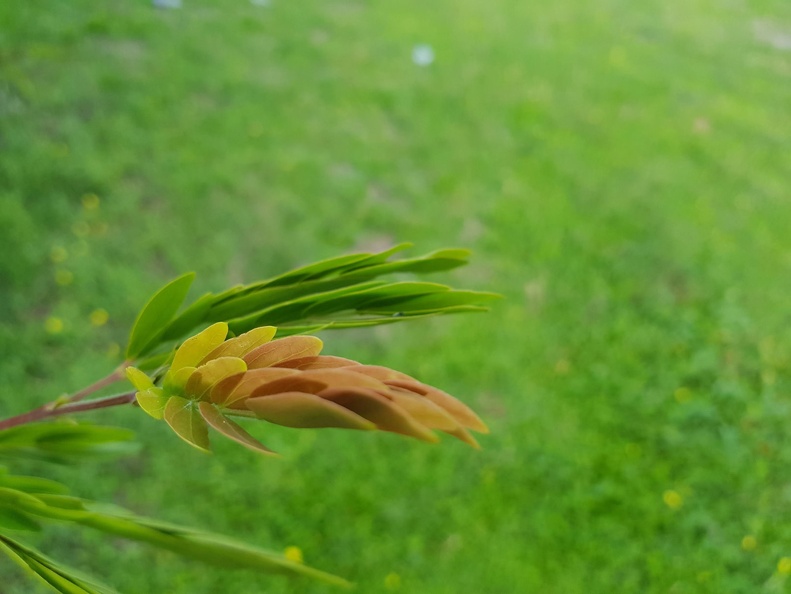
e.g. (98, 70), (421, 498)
(663, 490), (683, 510)
(284, 546), (303, 564)
(82, 193), (100, 210)
(90, 309), (109, 327)
(45, 317), (63, 334)
(741, 535), (757, 551)
(384, 572), (401, 590)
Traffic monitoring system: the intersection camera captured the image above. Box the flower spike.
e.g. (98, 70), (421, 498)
(126, 326), (488, 453)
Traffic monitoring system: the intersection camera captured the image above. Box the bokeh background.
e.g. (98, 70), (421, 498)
(3, 1), (791, 592)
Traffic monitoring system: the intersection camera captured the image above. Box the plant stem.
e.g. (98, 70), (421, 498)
(64, 363), (130, 404)
(0, 392), (136, 432)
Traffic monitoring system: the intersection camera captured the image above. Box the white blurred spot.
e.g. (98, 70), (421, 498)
(412, 44), (435, 67)
(251, 0), (271, 6)
(753, 19), (791, 51)
(152, 0), (181, 8)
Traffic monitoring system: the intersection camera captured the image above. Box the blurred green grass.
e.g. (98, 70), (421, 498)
(2, 0), (791, 592)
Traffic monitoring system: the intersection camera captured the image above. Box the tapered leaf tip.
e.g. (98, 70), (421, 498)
(125, 366), (154, 391)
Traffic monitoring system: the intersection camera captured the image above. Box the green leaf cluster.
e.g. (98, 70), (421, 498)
(0, 424), (349, 592)
(126, 244), (499, 365)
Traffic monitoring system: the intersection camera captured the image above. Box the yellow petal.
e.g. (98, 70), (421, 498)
(171, 322), (228, 371)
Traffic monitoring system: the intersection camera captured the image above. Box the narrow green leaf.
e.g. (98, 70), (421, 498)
(342, 247), (471, 276)
(362, 290), (501, 314)
(0, 423), (136, 463)
(126, 272), (195, 359)
(225, 281), (387, 330)
(0, 472), (69, 496)
(198, 403), (276, 455)
(163, 397), (210, 452)
(301, 282), (450, 318)
(159, 292), (220, 342)
(0, 535), (120, 594)
(133, 350), (174, 372)
(0, 506), (41, 531)
(75, 510), (351, 588)
(258, 252), (380, 288)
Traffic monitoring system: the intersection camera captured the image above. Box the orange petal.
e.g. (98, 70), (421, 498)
(184, 357), (247, 400)
(199, 402), (277, 456)
(342, 364), (412, 382)
(382, 386), (481, 447)
(301, 369), (387, 391)
(211, 368), (299, 407)
(404, 383), (489, 434)
(275, 355), (360, 370)
(243, 336), (323, 369)
(319, 387), (438, 443)
(249, 376), (328, 397)
(443, 426), (481, 449)
(382, 387), (460, 432)
(246, 391), (376, 430)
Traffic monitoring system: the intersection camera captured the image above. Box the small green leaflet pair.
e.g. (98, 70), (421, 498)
(125, 243), (499, 369)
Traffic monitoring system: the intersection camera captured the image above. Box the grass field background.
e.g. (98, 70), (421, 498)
(2, 0), (791, 592)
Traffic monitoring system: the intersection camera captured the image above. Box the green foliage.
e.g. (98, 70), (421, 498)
(0, 438), (351, 591)
(139, 244), (497, 362)
(0, 425), (136, 464)
(0, 249), (491, 593)
(126, 272), (195, 360)
(3, 0), (791, 592)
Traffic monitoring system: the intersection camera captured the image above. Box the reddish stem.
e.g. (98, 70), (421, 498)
(0, 392), (137, 432)
(64, 364), (129, 404)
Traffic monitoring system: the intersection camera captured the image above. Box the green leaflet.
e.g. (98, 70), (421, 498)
(0, 505), (41, 531)
(126, 272), (195, 359)
(245, 242), (413, 290)
(0, 475), (350, 589)
(77, 509), (352, 588)
(0, 468), (69, 495)
(0, 423), (136, 464)
(163, 397), (210, 452)
(137, 246), (490, 355)
(198, 402), (276, 455)
(0, 535), (120, 594)
(135, 388), (169, 420)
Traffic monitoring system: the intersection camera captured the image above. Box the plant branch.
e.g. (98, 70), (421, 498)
(63, 363), (130, 404)
(0, 392), (136, 432)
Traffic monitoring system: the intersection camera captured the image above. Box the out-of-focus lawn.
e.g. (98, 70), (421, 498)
(2, 0), (791, 592)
